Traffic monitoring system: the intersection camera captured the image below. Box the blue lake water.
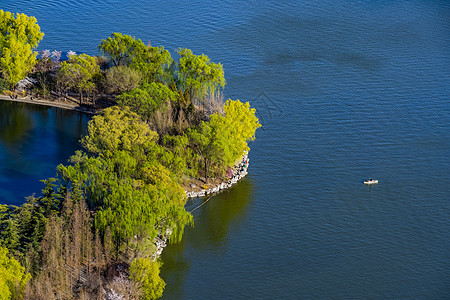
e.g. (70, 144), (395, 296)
(0, 101), (90, 205)
(2, 0), (450, 298)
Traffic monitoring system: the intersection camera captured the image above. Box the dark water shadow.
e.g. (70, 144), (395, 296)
(161, 178), (254, 299)
(0, 102), (35, 146)
(0, 101), (90, 205)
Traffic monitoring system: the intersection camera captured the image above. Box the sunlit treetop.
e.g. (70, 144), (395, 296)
(0, 10), (44, 48)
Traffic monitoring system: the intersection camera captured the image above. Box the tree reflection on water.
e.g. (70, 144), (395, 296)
(0, 101), (89, 205)
(0, 101), (34, 146)
(161, 177), (253, 298)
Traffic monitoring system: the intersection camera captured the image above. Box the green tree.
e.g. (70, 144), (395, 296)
(160, 134), (197, 180)
(58, 54), (101, 105)
(0, 205), (20, 252)
(58, 105), (193, 256)
(188, 99), (260, 180)
(188, 121), (224, 181)
(0, 179), (66, 259)
(0, 246), (31, 300)
(117, 82), (179, 122)
(129, 43), (173, 84)
(210, 99), (261, 166)
(64, 149), (192, 253)
(137, 164), (192, 243)
(81, 106), (158, 157)
(129, 258), (165, 300)
(175, 48), (225, 106)
(99, 32), (137, 67)
(99, 33), (173, 84)
(0, 10), (44, 86)
(0, 37), (36, 87)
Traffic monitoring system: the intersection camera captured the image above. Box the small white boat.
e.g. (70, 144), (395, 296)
(363, 179), (378, 185)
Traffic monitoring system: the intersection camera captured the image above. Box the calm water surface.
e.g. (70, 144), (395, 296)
(0, 101), (90, 204)
(2, 0), (449, 298)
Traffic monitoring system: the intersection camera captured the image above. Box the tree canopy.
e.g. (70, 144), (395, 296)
(213, 99), (261, 165)
(98, 32), (136, 67)
(58, 106), (193, 254)
(188, 99), (261, 179)
(81, 105), (158, 157)
(175, 48), (225, 105)
(129, 43), (173, 84)
(0, 246), (31, 300)
(58, 53), (101, 104)
(129, 258), (165, 300)
(99, 32), (173, 85)
(0, 24), (261, 298)
(0, 10), (44, 86)
(105, 65), (143, 94)
(117, 82), (179, 122)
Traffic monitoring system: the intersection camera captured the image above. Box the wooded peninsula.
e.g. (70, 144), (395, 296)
(0, 11), (260, 299)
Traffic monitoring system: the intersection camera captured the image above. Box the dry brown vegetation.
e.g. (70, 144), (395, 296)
(22, 195), (141, 299)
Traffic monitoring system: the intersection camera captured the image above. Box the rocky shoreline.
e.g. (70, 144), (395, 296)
(185, 153), (249, 198)
(2, 93), (251, 261)
(152, 230), (171, 260)
(152, 154), (250, 259)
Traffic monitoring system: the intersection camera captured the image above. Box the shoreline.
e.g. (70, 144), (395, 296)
(153, 154), (249, 259)
(1, 93), (251, 201)
(0, 94), (98, 115)
(2, 94), (250, 260)
(184, 153), (249, 199)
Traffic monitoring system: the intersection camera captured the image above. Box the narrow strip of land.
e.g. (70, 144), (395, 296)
(0, 95), (97, 114)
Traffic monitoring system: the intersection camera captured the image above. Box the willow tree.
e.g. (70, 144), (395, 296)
(188, 121), (224, 181)
(81, 106), (158, 157)
(129, 258), (165, 300)
(105, 65), (143, 95)
(99, 32), (173, 84)
(0, 246), (31, 300)
(129, 43), (173, 84)
(212, 99), (261, 165)
(58, 54), (101, 105)
(0, 10), (44, 86)
(188, 99), (261, 180)
(116, 82), (179, 122)
(98, 32), (136, 67)
(175, 48), (225, 107)
(59, 106), (193, 255)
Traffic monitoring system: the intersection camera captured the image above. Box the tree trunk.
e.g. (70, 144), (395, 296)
(204, 158), (208, 183)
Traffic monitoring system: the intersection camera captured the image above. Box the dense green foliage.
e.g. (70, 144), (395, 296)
(58, 106), (193, 254)
(187, 99), (261, 180)
(0, 17), (260, 298)
(175, 48), (225, 105)
(129, 258), (165, 299)
(0, 10), (44, 86)
(99, 32), (172, 84)
(58, 54), (101, 104)
(211, 99), (261, 166)
(0, 246), (30, 300)
(117, 82), (179, 122)
(81, 106), (158, 158)
(0, 179), (63, 256)
(98, 32), (136, 67)
(129, 43), (172, 84)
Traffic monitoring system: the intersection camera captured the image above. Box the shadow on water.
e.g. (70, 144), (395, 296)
(0, 101), (90, 205)
(0, 102), (34, 146)
(161, 177), (253, 299)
